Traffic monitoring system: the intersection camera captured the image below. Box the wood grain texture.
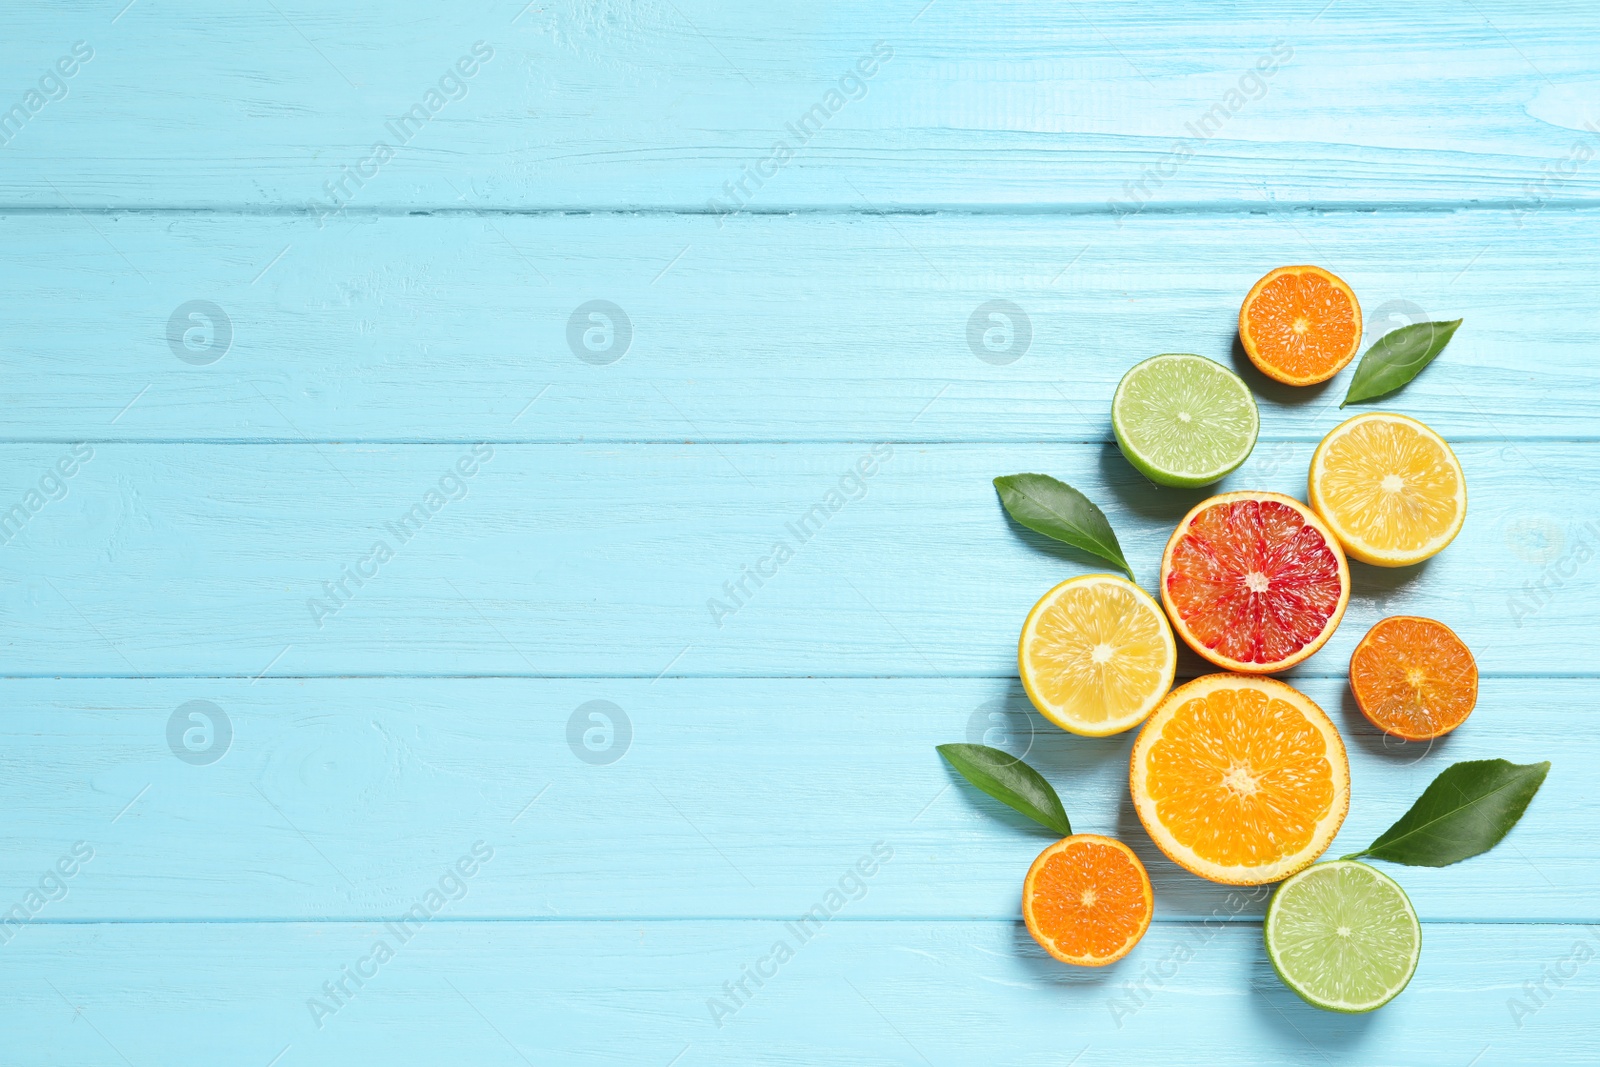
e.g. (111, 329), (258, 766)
(4, 1), (1600, 208)
(4, 0), (1598, 1058)
(0, 210), (1596, 442)
(0, 442), (1590, 676)
(0, 677), (1583, 922)
(3, 921), (1597, 1065)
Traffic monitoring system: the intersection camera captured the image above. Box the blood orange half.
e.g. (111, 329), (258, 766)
(1160, 492), (1351, 673)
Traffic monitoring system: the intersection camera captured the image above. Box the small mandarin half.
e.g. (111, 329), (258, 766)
(1309, 412), (1467, 567)
(1018, 574), (1178, 736)
(1349, 615), (1478, 740)
(1238, 265), (1363, 386)
(1022, 834), (1154, 966)
(1130, 675), (1350, 885)
(1159, 492), (1350, 673)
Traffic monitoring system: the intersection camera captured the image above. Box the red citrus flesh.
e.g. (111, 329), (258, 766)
(1160, 492), (1351, 673)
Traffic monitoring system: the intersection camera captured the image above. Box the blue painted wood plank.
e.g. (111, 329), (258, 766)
(0, 210), (1595, 442)
(4, 1), (1600, 208)
(0, 677), (1585, 922)
(4, 0), (1597, 1058)
(2, 920), (1595, 1064)
(0, 441), (1591, 676)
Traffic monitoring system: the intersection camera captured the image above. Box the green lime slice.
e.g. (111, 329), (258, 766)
(1264, 860), (1421, 1013)
(1111, 354), (1259, 487)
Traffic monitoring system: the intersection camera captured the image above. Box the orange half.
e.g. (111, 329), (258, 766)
(1130, 675), (1350, 885)
(1350, 615), (1478, 740)
(1239, 265), (1362, 386)
(1022, 834), (1153, 966)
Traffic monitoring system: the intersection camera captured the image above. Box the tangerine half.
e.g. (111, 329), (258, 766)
(1349, 616), (1478, 741)
(1022, 834), (1153, 966)
(1160, 492), (1351, 673)
(1130, 675), (1350, 885)
(1239, 265), (1363, 386)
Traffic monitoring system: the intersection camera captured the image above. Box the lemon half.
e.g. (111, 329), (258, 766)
(1019, 575), (1177, 736)
(1309, 412), (1466, 567)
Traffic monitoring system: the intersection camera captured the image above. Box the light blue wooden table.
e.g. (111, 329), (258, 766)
(3, 1), (1598, 1063)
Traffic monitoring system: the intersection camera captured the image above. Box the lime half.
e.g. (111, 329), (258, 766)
(1112, 354), (1259, 487)
(1265, 860), (1421, 1013)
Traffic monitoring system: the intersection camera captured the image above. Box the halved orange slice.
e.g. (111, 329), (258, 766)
(1019, 574), (1177, 736)
(1160, 492), (1350, 673)
(1309, 412), (1467, 567)
(1022, 834), (1153, 966)
(1349, 615), (1478, 741)
(1130, 675), (1350, 885)
(1239, 266), (1362, 386)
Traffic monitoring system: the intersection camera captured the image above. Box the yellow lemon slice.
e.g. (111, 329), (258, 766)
(1019, 575), (1177, 736)
(1309, 412), (1466, 567)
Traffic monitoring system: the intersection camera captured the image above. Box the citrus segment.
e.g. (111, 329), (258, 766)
(1111, 354), (1260, 488)
(1265, 860), (1420, 1012)
(1309, 412), (1466, 567)
(1349, 615), (1478, 740)
(1239, 265), (1362, 385)
(1023, 834), (1153, 966)
(1160, 492), (1350, 673)
(1130, 675), (1349, 884)
(1019, 575), (1178, 736)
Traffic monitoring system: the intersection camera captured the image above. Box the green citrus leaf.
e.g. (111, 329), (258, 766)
(1341, 319), (1462, 407)
(993, 474), (1135, 581)
(1347, 758), (1550, 867)
(936, 743), (1071, 836)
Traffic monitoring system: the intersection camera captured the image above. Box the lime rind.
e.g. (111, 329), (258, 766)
(1112, 354), (1259, 488)
(1264, 860), (1421, 1013)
